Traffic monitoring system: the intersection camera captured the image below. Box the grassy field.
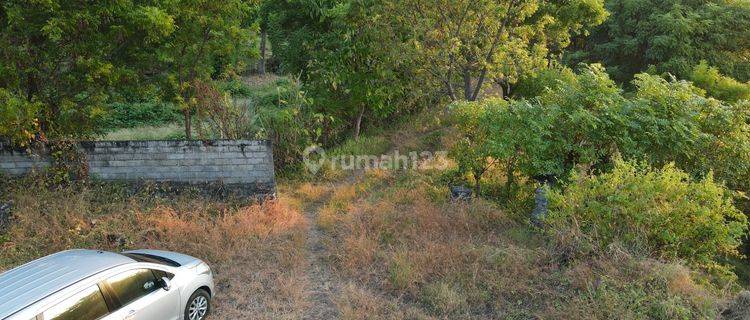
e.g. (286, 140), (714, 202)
(0, 180), (311, 319)
(98, 123), (187, 141)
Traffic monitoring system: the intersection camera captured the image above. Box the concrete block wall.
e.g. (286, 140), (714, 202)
(0, 145), (51, 176)
(0, 140), (275, 194)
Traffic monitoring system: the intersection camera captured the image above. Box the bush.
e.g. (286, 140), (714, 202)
(690, 61), (750, 102)
(101, 101), (180, 130)
(218, 79), (254, 97)
(452, 65), (628, 197)
(545, 160), (747, 268)
(625, 73), (750, 213)
(255, 78), (326, 173)
(193, 80), (262, 139)
(512, 66), (578, 99)
(454, 65), (750, 215)
(0, 89), (41, 146)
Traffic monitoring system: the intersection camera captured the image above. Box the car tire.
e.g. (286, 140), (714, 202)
(184, 289), (211, 320)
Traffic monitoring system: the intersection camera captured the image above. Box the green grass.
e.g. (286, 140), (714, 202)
(98, 123), (186, 141)
(329, 136), (392, 157)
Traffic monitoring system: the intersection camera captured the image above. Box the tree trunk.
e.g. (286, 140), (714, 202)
(504, 79), (511, 99)
(258, 28), (267, 75)
(354, 105), (365, 141)
(463, 67), (473, 101)
(183, 109), (192, 140)
(473, 171), (482, 197)
(505, 157), (515, 199)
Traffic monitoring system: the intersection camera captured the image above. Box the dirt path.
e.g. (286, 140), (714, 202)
(301, 185), (341, 320)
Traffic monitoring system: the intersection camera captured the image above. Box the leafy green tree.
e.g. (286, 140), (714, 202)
(0, 0), (150, 140)
(154, 0), (256, 139)
(398, 0), (607, 101)
(0, 0), (258, 143)
(265, 0), (426, 140)
(690, 61), (750, 102)
(568, 0), (750, 83)
(449, 100), (498, 195)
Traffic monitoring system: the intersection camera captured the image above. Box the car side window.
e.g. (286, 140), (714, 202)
(42, 285), (109, 320)
(105, 269), (159, 308)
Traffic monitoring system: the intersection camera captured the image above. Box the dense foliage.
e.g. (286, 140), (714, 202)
(568, 0), (750, 83)
(450, 64), (750, 213)
(398, 0), (607, 101)
(263, 0), (430, 140)
(547, 160), (747, 269)
(690, 61), (750, 102)
(0, 0), (257, 143)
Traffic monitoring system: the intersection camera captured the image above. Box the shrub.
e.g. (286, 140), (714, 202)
(453, 65), (750, 213)
(448, 99), (498, 195)
(217, 78), (254, 97)
(255, 77), (326, 173)
(193, 80), (262, 139)
(690, 61), (750, 102)
(0, 89), (42, 146)
(626, 73), (750, 213)
(452, 65), (628, 197)
(512, 66), (578, 99)
(545, 160), (747, 268)
(101, 102), (180, 130)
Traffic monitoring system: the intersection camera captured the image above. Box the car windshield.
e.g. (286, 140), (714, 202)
(121, 253), (181, 267)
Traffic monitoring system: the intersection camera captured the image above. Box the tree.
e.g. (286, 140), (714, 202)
(568, 0), (750, 83)
(265, 0), (426, 140)
(157, 0), (257, 139)
(0, 0), (156, 140)
(449, 100), (498, 196)
(398, 0), (607, 101)
(690, 61), (750, 102)
(0, 0), (258, 143)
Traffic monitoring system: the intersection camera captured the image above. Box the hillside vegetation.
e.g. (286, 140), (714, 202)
(2, 112), (748, 319)
(2, 0), (750, 319)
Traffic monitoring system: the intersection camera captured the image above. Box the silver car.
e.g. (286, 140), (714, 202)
(0, 249), (215, 320)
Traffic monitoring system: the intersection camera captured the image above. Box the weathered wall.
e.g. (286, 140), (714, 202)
(0, 145), (50, 176)
(0, 140), (275, 194)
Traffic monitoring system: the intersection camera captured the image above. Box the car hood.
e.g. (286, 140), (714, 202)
(123, 249), (202, 267)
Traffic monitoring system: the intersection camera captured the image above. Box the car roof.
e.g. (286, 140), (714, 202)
(0, 249), (136, 319)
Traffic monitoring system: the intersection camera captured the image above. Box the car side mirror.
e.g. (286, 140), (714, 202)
(161, 277), (172, 291)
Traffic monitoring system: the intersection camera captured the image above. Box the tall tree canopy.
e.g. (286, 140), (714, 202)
(0, 0), (257, 143)
(398, 0), (607, 101)
(264, 0), (431, 140)
(568, 0), (750, 83)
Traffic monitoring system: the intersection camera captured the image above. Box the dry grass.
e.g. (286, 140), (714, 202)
(315, 170), (734, 319)
(0, 182), (310, 319)
(1, 105), (742, 319)
(295, 182), (330, 203)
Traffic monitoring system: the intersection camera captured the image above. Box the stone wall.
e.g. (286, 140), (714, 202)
(0, 140), (275, 195)
(0, 143), (50, 176)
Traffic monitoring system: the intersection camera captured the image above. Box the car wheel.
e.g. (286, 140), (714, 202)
(184, 289), (211, 320)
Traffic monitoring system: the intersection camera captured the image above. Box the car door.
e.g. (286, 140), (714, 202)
(102, 268), (180, 320)
(38, 285), (111, 320)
